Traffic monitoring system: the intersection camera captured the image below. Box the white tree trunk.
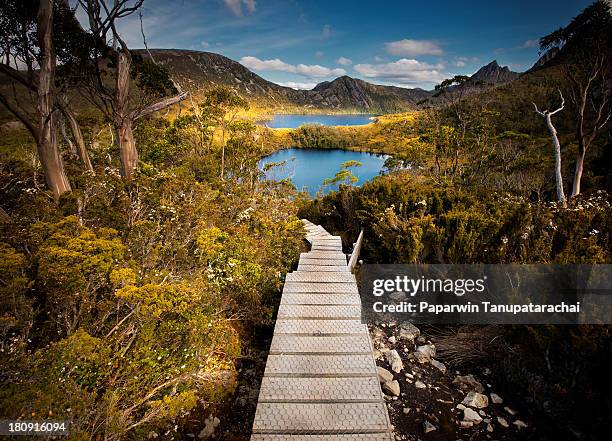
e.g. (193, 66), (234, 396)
(544, 114), (566, 205)
(533, 91), (567, 207)
(571, 149), (586, 197)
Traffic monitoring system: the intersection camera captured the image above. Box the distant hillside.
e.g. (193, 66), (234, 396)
(528, 47), (561, 72)
(311, 76), (431, 113)
(139, 49), (432, 113)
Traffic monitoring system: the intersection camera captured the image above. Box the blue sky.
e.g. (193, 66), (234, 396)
(101, 0), (593, 90)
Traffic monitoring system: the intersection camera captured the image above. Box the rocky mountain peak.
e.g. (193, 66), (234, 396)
(471, 60), (520, 84)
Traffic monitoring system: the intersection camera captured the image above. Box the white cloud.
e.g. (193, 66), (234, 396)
(240, 56), (345, 78)
(354, 58), (448, 86)
(521, 39), (538, 48)
(278, 81), (317, 90)
(322, 24), (332, 39)
(452, 56), (478, 68)
(337, 56), (352, 66)
(224, 0), (256, 16)
(296, 63), (345, 77)
(200, 41), (210, 48)
(384, 39), (443, 56)
(240, 56), (294, 72)
(315, 51), (324, 58)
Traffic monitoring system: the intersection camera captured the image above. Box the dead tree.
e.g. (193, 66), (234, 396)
(533, 90), (567, 206)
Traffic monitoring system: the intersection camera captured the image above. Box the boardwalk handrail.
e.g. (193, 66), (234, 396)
(347, 228), (364, 273)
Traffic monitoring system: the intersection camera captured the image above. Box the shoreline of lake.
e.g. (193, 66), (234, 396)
(259, 113), (378, 129)
(259, 147), (388, 196)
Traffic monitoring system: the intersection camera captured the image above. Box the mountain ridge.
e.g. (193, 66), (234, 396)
(139, 49), (525, 112)
(139, 49), (435, 112)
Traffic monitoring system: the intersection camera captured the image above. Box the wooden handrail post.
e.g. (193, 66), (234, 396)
(347, 229), (364, 273)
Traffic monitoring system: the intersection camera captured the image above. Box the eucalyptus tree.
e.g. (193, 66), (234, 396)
(540, 0), (612, 197)
(0, 0), (74, 197)
(74, 0), (187, 180)
(199, 87), (249, 180)
(533, 90), (567, 206)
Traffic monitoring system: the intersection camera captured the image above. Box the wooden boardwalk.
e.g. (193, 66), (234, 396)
(251, 220), (393, 441)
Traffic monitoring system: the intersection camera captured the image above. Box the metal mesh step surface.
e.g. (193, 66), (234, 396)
(280, 293), (361, 305)
(297, 265), (349, 272)
(298, 258), (348, 266)
(252, 402), (391, 433)
(311, 238), (342, 243)
(252, 435), (394, 441)
(286, 272), (355, 283)
(303, 251), (347, 258)
(274, 320), (366, 335)
(284, 282), (358, 294)
(257, 376), (383, 402)
(277, 304), (361, 319)
(311, 247), (343, 252)
(270, 335), (372, 354)
(265, 354), (376, 376)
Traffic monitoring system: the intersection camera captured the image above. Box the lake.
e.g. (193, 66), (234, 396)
(260, 148), (388, 196)
(264, 114), (375, 129)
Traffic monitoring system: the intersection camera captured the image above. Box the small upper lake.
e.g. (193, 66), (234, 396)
(264, 114), (375, 129)
(260, 148), (388, 196)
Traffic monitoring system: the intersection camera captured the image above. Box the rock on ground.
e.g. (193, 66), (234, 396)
(386, 349), (404, 373)
(490, 392), (503, 404)
(497, 416), (509, 428)
(504, 406), (517, 416)
(463, 407), (483, 424)
(414, 380), (426, 389)
(452, 374), (485, 393)
(430, 359), (447, 373)
(514, 420), (528, 430)
(416, 344), (436, 358)
(423, 421), (437, 433)
(377, 366), (394, 383)
(383, 380), (401, 397)
(461, 391), (489, 409)
(398, 323), (420, 341)
(198, 415), (220, 439)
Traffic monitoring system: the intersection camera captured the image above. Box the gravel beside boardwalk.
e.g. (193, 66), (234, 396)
(251, 220), (393, 440)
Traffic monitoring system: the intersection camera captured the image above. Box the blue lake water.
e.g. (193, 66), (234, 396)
(260, 148), (388, 196)
(264, 114), (375, 129)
